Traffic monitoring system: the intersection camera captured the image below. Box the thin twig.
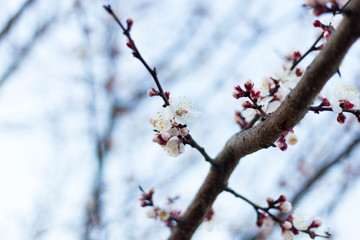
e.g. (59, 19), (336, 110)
(309, 105), (360, 116)
(0, 18), (55, 87)
(224, 187), (330, 239)
(290, 33), (324, 71)
(184, 135), (217, 166)
(103, 5), (170, 107)
(0, 0), (36, 42)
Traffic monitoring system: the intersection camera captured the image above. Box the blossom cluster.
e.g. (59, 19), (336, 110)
(256, 195), (293, 228)
(303, 0), (343, 16)
(149, 90), (201, 157)
(321, 84), (360, 124)
(138, 188), (182, 228)
(256, 195), (329, 240)
(280, 209), (328, 240)
(233, 76), (299, 151)
(276, 130), (298, 151)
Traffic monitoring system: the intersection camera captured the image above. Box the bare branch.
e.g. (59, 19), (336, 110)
(0, 18), (55, 87)
(169, 1), (360, 238)
(0, 0), (37, 42)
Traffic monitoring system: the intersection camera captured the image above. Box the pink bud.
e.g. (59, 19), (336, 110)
(168, 127), (180, 137)
(242, 101), (253, 109)
(244, 79), (254, 91)
(266, 197), (274, 206)
(232, 90), (242, 99)
(322, 98), (330, 106)
(337, 113), (346, 124)
(276, 138), (287, 151)
(204, 208), (214, 222)
(293, 51), (301, 59)
(277, 194), (286, 202)
(170, 118), (179, 126)
(126, 38), (133, 49)
(164, 90), (170, 100)
(295, 68), (303, 77)
(152, 134), (167, 145)
(324, 31), (330, 41)
(313, 20), (322, 28)
(282, 221), (292, 230)
(233, 85), (245, 98)
(278, 201), (292, 213)
(147, 87), (159, 97)
(161, 131), (172, 141)
(309, 217), (323, 228)
(251, 90), (261, 99)
(340, 100), (355, 109)
(179, 128), (189, 137)
(126, 18), (133, 30)
(234, 111), (247, 128)
(256, 213), (267, 227)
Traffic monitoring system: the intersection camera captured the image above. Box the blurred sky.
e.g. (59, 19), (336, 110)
(0, 0), (359, 240)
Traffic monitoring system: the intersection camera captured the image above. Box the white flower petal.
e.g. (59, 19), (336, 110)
(267, 101), (281, 113)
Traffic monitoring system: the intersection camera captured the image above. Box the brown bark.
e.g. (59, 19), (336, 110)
(169, 0), (360, 239)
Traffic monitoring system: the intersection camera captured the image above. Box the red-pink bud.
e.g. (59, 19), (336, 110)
(244, 79), (254, 92)
(266, 197), (274, 206)
(293, 51), (301, 59)
(324, 31), (330, 41)
(242, 101), (253, 109)
(276, 138), (287, 151)
(340, 100), (355, 109)
(295, 68), (303, 77)
(337, 113), (346, 124)
(233, 85), (245, 98)
(126, 18), (133, 30)
(126, 38), (133, 49)
(277, 194), (286, 202)
(322, 98), (330, 106)
(313, 20), (322, 28)
(164, 90), (170, 100)
(309, 217), (323, 228)
(251, 90), (261, 99)
(147, 87), (159, 97)
(204, 208), (214, 222)
(232, 90), (242, 99)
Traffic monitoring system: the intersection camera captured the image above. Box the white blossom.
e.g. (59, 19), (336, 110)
(281, 230), (295, 240)
(163, 138), (185, 157)
(164, 96), (201, 125)
(151, 112), (172, 133)
(292, 208), (308, 230)
(146, 209), (157, 219)
(285, 132), (298, 145)
(279, 201), (292, 213)
(322, 84), (360, 113)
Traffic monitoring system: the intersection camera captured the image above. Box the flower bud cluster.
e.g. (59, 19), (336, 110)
(139, 188), (182, 228)
(257, 195), (292, 228)
(233, 79), (278, 122)
(303, 0), (340, 16)
(280, 208), (326, 240)
(313, 20), (335, 44)
(151, 95), (201, 157)
(321, 85), (360, 124)
(276, 130), (298, 151)
(138, 188), (154, 207)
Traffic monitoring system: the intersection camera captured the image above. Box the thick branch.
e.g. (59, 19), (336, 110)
(169, 1), (360, 239)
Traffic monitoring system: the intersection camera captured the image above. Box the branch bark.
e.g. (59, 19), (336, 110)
(169, 1), (360, 239)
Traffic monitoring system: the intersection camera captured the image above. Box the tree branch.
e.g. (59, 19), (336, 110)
(169, 1), (360, 239)
(0, 0), (36, 42)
